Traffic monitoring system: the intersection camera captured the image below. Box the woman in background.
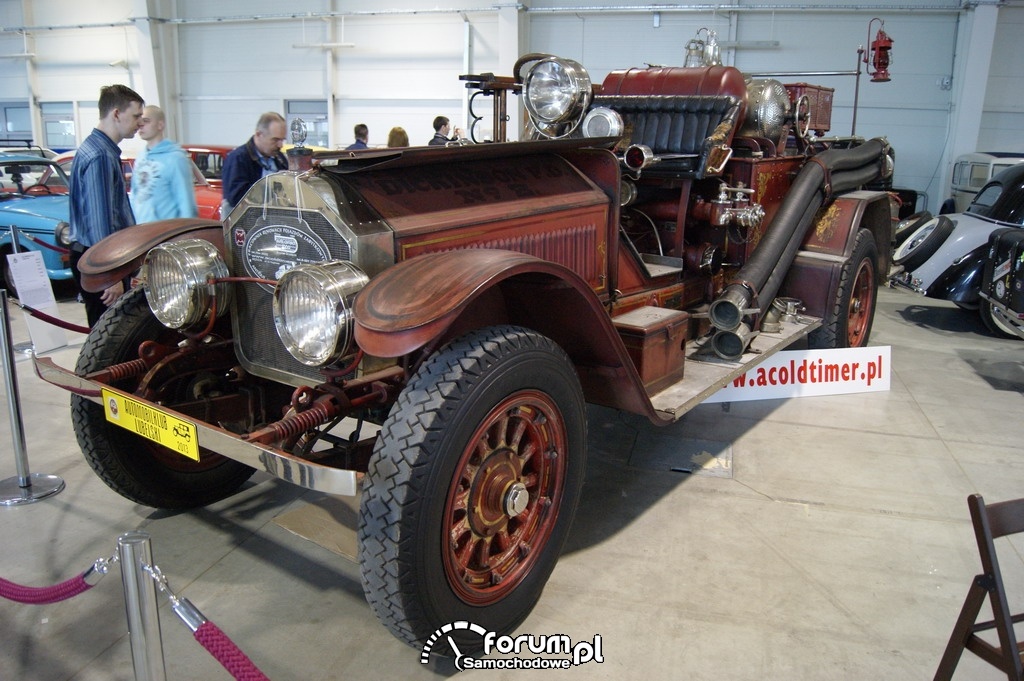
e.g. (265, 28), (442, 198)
(387, 127), (409, 148)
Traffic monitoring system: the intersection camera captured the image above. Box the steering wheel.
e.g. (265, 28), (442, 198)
(24, 184), (53, 195)
(793, 94), (812, 139)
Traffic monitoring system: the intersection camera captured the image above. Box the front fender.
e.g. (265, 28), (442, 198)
(78, 218), (223, 292)
(926, 243), (987, 305)
(354, 249), (661, 421)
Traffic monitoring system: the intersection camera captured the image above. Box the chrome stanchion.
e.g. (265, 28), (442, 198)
(0, 289), (64, 505)
(118, 531), (168, 681)
(6, 224), (33, 355)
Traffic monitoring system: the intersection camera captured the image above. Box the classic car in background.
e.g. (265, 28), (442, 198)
(890, 163), (1024, 336)
(36, 52), (895, 654)
(55, 150), (223, 220)
(183, 144), (232, 187)
(941, 152), (1024, 214)
(0, 153), (73, 294)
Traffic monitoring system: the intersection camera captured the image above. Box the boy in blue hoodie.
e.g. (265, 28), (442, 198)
(130, 105), (198, 222)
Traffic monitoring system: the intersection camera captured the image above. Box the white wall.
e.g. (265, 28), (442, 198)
(1, 0), (1022, 213)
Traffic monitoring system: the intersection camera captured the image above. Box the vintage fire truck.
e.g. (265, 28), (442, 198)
(36, 54), (893, 652)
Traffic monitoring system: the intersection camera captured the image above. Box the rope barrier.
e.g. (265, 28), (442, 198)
(0, 541), (271, 680)
(194, 621), (271, 681)
(0, 553), (115, 604)
(0, 574), (93, 604)
(16, 301), (90, 335)
(24, 234), (70, 255)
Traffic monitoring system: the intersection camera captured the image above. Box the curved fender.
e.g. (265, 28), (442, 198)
(78, 218), (223, 292)
(781, 191), (891, 318)
(926, 243), (987, 305)
(354, 249), (662, 421)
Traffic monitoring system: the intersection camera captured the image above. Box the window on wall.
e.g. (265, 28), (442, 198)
(286, 100), (328, 148)
(40, 102), (75, 151)
(3, 104), (31, 137)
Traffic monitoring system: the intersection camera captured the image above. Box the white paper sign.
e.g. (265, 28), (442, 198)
(703, 345), (891, 403)
(6, 250), (67, 353)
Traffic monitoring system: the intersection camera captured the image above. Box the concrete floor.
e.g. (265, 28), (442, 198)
(0, 286), (1022, 680)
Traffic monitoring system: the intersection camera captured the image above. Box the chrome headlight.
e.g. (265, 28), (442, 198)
(54, 221), (71, 247)
(144, 239), (230, 329)
(524, 57), (592, 136)
(273, 261), (369, 367)
(582, 107), (623, 138)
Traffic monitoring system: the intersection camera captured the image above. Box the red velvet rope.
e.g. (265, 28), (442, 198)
(24, 234), (70, 255)
(194, 621), (270, 681)
(0, 574), (92, 604)
(19, 303), (91, 335)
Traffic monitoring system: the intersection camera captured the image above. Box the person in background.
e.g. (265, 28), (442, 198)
(130, 105), (198, 223)
(428, 116), (462, 146)
(68, 83), (144, 327)
(346, 123), (369, 150)
(387, 126), (409, 148)
(220, 112), (288, 217)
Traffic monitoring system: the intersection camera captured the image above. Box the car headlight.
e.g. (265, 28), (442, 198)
(524, 57), (592, 135)
(144, 239), (230, 329)
(54, 221), (71, 246)
(273, 261), (369, 367)
(581, 106), (623, 138)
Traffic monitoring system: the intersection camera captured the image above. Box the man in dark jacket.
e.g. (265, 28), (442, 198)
(428, 115), (462, 146)
(220, 112), (288, 217)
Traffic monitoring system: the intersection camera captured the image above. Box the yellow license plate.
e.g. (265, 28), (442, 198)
(101, 389), (200, 461)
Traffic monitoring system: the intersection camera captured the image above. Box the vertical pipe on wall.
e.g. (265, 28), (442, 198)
(462, 14), (472, 135)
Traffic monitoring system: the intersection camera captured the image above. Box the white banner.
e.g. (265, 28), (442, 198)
(702, 345), (891, 403)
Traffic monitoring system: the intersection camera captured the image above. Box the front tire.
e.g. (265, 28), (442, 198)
(809, 229), (878, 349)
(979, 299), (1023, 340)
(71, 287), (255, 509)
(358, 325), (587, 652)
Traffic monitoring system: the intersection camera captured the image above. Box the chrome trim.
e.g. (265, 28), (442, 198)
(33, 356), (360, 497)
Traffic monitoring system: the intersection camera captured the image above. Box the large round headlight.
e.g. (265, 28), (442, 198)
(144, 239), (230, 329)
(524, 57), (592, 126)
(273, 261), (369, 367)
(54, 221), (71, 247)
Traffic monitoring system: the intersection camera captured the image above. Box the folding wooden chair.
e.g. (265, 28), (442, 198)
(935, 494), (1024, 680)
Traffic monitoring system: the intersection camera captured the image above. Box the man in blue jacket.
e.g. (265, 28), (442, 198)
(220, 112), (288, 217)
(130, 105), (198, 223)
(68, 83), (143, 326)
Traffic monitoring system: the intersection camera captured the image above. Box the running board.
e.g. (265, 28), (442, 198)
(650, 316), (821, 420)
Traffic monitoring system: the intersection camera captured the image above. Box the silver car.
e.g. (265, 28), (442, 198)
(890, 162), (1024, 336)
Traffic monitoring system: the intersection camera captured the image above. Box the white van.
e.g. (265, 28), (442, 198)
(943, 152), (1024, 213)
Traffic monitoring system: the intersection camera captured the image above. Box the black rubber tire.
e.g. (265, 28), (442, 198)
(358, 325), (586, 653)
(71, 286), (255, 509)
(939, 198), (956, 215)
(979, 299), (1023, 340)
(893, 215), (955, 272)
(892, 210), (933, 248)
(809, 229), (878, 349)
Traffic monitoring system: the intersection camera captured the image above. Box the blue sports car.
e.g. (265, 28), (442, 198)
(0, 153), (73, 296)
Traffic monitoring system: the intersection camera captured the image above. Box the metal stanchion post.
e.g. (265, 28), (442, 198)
(118, 531), (168, 681)
(0, 289), (65, 505)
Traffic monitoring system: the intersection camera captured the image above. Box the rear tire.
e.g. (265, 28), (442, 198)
(809, 229), (878, 349)
(359, 325), (586, 654)
(71, 287), (255, 509)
